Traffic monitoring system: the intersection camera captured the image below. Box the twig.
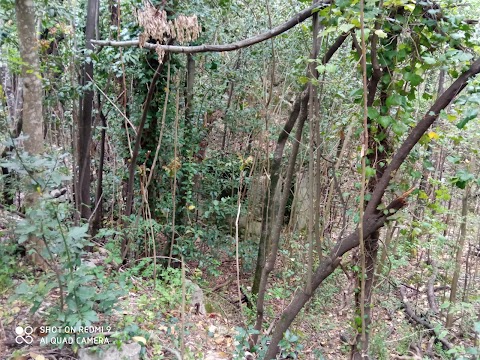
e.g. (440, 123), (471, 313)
(90, 77), (137, 137)
(211, 278), (233, 292)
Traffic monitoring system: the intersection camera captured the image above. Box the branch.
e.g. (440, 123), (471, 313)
(264, 192), (412, 359)
(366, 58), (480, 216)
(92, 1), (332, 53)
(399, 285), (453, 350)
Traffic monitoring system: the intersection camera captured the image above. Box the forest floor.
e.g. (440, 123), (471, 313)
(1, 225), (479, 359)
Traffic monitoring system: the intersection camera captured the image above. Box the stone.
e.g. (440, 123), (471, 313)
(78, 342), (141, 360)
(185, 279), (206, 315)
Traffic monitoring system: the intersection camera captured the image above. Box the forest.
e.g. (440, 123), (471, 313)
(0, 0), (480, 359)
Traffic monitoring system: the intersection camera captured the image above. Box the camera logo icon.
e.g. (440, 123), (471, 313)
(15, 326), (34, 344)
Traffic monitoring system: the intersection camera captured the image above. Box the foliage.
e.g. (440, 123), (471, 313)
(2, 0), (480, 357)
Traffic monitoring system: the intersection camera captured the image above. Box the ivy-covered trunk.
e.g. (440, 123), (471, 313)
(77, 0), (99, 220)
(15, 0), (45, 268)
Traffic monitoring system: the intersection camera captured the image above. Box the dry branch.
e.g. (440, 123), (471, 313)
(92, 1), (332, 53)
(399, 285), (453, 350)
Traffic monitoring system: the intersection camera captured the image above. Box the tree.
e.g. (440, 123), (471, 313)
(15, 0), (43, 157)
(4, 1), (480, 358)
(77, 0), (99, 219)
(14, 0), (46, 269)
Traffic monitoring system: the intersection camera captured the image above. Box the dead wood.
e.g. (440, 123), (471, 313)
(399, 285), (453, 350)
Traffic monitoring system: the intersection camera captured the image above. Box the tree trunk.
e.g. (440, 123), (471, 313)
(15, 0), (43, 156)
(446, 183), (470, 328)
(77, 0), (99, 219)
(253, 94), (309, 341)
(91, 108), (107, 236)
(252, 31), (349, 296)
(15, 0), (46, 269)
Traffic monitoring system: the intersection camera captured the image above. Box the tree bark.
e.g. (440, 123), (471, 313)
(251, 90), (306, 296)
(15, 0), (43, 156)
(253, 94), (309, 342)
(15, 0), (46, 269)
(77, 0), (99, 219)
(446, 183), (470, 328)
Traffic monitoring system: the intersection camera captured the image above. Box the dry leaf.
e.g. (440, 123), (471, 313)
(29, 353), (46, 360)
(132, 336), (147, 345)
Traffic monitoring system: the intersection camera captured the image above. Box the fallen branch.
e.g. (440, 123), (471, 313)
(211, 278), (233, 292)
(399, 285), (453, 350)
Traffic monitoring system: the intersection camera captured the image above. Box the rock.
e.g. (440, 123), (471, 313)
(78, 342), (141, 360)
(185, 279), (206, 315)
(82, 260), (97, 268)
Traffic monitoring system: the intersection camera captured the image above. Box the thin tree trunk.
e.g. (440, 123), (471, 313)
(306, 8), (320, 295)
(253, 95), (309, 341)
(446, 183), (470, 328)
(175, 54), (196, 227)
(377, 222), (396, 276)
(77, 0), (99, 219)
(15, 0), (46, 268)
(251, 91), (306, 295)
(91, 108), (107, 236)
(252, 32), (350, 296)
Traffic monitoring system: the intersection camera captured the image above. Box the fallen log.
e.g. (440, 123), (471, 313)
(398, 285), (453, 350)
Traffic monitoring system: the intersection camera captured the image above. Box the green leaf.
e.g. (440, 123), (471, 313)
(392, 122), (408, 135)
(422, 56), (436, 65)
(474, 322), (480, 333)
(80, 309), (99, 324)
(457, 169), (475, 182)
(377, 115), (392, 128)
(15, 282), (31, 295)
(298, 76), (309, 85)
(386, 94), (405, 107)
(438, 330), (448, 339)
(349, 88), (363, 98)
(450, 169), (474, 189)
(367, 107), (379, 119)
(422, 92), (432, 100)
(456, 109), (478, 129)
(365, 166), (376, 178)
(77, 286), (96, 301)
(338, 23), (354, 33)
(467, 347), (478, 356)
(68, 225), (89, 240)
(403, 72), (423, 86)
